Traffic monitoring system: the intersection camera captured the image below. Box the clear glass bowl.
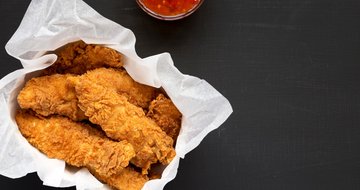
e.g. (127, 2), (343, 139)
(136, 0), (204, 21)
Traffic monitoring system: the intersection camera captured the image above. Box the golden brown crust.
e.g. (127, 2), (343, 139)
(17, 74), (86, 121)
(15, 41), (183, 189)
(147, 94), (182, 140)
(43, 41), (123, 75)
(68, 69), (176, 174)
(91, 167), (149, 190)
(15, 111), (135, 177)
(68, 67), (156, 109)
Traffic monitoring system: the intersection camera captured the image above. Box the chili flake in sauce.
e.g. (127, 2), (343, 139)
(140, 0), (201, 16)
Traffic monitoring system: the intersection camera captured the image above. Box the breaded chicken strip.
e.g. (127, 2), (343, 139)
(17, 74), (86, 121)
(15, 111), (135, 177)
(147, 94), (182, 140)
(43, 41), (123, 75)
(68, 71), (176, 174)
(91, 167), (149, 190)
(70, 67), (156, 109)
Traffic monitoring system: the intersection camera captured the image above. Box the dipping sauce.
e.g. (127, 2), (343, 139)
(138, 0), (202, 19)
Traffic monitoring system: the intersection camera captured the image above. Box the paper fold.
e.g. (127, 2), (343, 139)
(0, 0), (233, 189)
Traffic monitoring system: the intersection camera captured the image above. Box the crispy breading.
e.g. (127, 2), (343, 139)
(91, 167), (149, 190)
(68, 70), (176, 174)
(15, 111), (135, 177)
(69, 67), (156, 108)
(43, 41), (123, 75)
(17, 74), (86, 121)
(147, 93), (182, 140)
(15, 40), (184, 190)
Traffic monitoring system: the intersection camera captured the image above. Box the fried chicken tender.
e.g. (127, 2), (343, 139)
(43, 41), (123, 75)
(91, 167), (149, 190)
(15, 111), (135, 177)
(68, 70), (176, 174)
(70, 67), (156, 109)
(17, 74), (86, 121)
(147, 94), (182, 140)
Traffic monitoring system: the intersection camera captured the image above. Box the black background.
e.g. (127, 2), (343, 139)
(1, 0), (360, 190)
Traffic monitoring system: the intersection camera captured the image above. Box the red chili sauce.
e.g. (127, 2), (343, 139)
(140, 0), (201, 16)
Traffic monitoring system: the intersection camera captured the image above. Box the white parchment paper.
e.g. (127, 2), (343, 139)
(0, 0), (233, 189)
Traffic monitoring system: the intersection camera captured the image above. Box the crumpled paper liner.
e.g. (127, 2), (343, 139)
(0, 0), (233, 189)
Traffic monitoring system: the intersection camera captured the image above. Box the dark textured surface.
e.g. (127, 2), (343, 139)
(1, 0), (360, 190)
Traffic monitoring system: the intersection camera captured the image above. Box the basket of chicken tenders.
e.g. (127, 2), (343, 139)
(0, 0), (232, 190)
